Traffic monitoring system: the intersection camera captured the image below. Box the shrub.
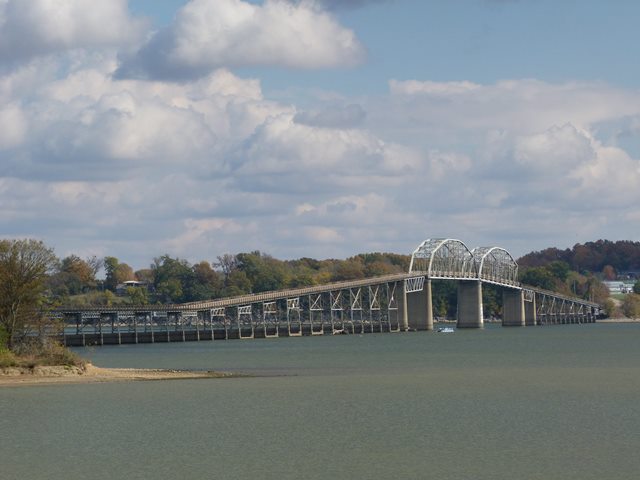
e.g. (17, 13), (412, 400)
(0, 349), (18, 368)
(12, 339), (85, 368)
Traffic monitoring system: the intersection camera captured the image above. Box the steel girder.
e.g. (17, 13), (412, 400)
(409, 238), (477, 279)
(410, 238), (521, 287)
(472, 246), (519, 286)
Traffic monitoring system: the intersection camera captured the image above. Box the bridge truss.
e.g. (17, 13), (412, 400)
(54, 237), (601, 345)
(57, 275), (406, 346)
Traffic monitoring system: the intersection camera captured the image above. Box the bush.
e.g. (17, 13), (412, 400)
(0, 349), (18, 368)
(12, 340), (85, 368)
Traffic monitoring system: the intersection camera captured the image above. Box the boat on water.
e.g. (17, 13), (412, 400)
(437, 327), (455, 333)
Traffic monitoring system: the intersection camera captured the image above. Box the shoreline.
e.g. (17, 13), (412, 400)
(596, 318), (640, 323)
(0, 363), (240, 387)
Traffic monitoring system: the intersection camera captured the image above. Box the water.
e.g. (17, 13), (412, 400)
(2, 323), (640, 480)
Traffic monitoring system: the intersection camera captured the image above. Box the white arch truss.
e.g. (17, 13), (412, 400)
(471, 246), (519, 286)
(409, 238), (477, 279)
(409, 238), (521, 287)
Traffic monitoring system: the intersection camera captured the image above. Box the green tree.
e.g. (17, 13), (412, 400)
(189, 261), (223, 300)
(223, 270), (252, 297)
(0, 239), (58, 349)
(127, 286), (149, 305)
(104, 256), (135, 291)
(548, 261), (570, 282)
(152, 255), (194, 303)
(634, 280), (640, 295)
(520, 267), (556, 291)
(331, 258), (365, 281)
(234, 251), (288, 293)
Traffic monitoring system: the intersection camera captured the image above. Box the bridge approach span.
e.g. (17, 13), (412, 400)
(54, 237), (600, 345)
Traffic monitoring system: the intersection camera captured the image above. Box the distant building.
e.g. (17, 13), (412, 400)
(115, 280), (148, 296)
(603, 281), (636, 294)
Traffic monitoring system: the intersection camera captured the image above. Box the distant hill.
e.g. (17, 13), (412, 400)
(518, 240), (640, 276)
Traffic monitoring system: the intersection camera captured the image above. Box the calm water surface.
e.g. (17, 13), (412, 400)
(2, 323), (640, 480)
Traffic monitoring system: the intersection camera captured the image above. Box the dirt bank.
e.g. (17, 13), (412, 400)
(0, 363), (237, 387)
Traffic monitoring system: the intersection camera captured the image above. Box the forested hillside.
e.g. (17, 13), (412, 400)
(518, 240), (640, 276)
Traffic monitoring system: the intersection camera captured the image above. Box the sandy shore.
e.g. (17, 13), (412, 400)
(0, 363), (238, 387)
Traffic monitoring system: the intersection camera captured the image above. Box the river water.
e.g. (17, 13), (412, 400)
(2, 323), (640, 480)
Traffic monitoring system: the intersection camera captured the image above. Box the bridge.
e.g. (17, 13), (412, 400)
(55, 238), (601, 346)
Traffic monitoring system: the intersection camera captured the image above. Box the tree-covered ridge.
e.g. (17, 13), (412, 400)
(51, 251), (410, 306)
(518, 240), (640, 274)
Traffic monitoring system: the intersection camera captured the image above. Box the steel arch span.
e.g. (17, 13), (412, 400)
(471, 247), (519, 286)
(409, 238), (477, 279)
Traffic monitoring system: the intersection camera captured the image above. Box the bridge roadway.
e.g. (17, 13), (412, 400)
(56, 273), (600, 347)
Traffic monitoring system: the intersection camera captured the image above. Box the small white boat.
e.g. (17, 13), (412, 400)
(437, 327), (455, 333)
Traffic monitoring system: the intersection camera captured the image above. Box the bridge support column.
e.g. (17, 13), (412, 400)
(405, 279), (433, 331)
(525, 296), (537, 326)
(457, 281), (483, 328)
(503, 289), (525, 326)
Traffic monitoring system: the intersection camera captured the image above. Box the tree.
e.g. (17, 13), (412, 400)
(104, 256), (134, 291)
(520, 267), (556, 291)
(602, 265), (617, 281)
(59, 255), (98, 293)
(621, 294), (640, 319)
(127, 286), (149, 305)
(189, 261), (223, 300)
(236, 252), (287, 293)
(151, 255), (194, 303)
(331, 258), (365, 281)
(634, 280), (640, 295)
(0, 239), (58, 349)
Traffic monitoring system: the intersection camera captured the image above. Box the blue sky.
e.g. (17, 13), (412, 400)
(1, 0), (639, 270)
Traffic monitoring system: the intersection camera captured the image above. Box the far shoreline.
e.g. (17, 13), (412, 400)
(596, 318), (640, 323)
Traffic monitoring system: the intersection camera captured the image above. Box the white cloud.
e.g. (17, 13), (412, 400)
(390, 79), (481, 96)
(116, 0), (365, 80)
(3, 26), (640, 269)
(0, 0), (145, 63)
(384, 79), (640, 136)
(0, 101), (26, 149)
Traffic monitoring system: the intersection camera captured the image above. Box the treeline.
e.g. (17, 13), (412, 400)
(518, 260), (610, 305)
(516, 240), (640, 316)
(9, 238), (631, 315)
(518, 240), (640, 277)
(52, 245), (616, 313)
(52, 251), (410, 306)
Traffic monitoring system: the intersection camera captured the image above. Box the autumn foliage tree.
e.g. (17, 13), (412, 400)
(0, 239), (58, 349)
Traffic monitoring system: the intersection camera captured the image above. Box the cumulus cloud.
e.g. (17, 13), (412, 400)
(2, 63), (296, 182)
(0, 0), (145, 64)
(3, 11), (640, 269)
(116, 0), (365, 81)
(0, 101), (26, 149)
(230, 113), (422, 195)
(385, 78), (640, 136)
(294, 104), (366, 128)
(290, 0), (390, 9)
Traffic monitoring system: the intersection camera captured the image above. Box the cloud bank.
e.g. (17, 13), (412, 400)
(116, 0), (365, 81)
(0, 0), (639, 268)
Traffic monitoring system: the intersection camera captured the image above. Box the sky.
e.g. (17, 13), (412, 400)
(1, 0), (640, 270)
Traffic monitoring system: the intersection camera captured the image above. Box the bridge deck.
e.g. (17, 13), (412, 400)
(56, 273), (598, 314)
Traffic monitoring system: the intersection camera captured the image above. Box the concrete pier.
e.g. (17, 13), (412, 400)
(405, 279), (434, 331)
(457, 281), (483, 328)
(503, 289), (525, 326)
(525, 295), (537, 326)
